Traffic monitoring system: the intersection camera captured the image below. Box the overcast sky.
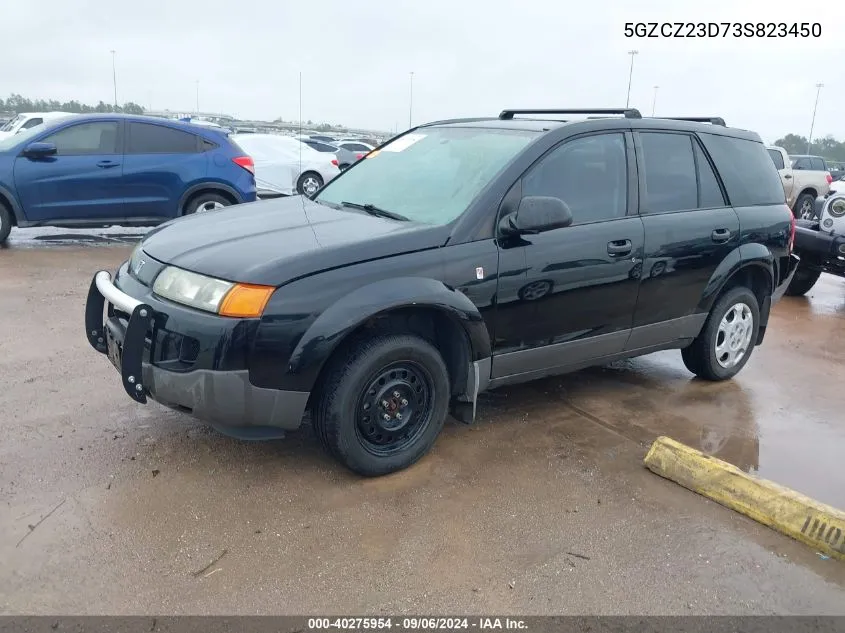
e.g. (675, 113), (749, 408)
(3, 0), (842, 141)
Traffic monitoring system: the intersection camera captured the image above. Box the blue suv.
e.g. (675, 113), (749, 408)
(0, 114), (257, 243)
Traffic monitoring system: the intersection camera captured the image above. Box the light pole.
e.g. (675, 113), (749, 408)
(110, 50), (118, 110)
(807, 82), (824, 154)
(651, 85), (659, 116)
(625, 50), (638, 108)
(408, 71), (414, 128)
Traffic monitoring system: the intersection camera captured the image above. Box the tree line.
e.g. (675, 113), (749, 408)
(772, 134), (845, 162)
(0, 94), (145, 116)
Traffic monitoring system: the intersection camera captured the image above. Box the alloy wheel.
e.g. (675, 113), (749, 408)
(714, 302), (754, 369)
(197, 201), (226, 213)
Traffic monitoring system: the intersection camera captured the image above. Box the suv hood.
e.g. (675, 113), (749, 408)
(140, 196), (448, 286)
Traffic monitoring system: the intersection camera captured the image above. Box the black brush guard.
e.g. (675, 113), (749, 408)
(85, 270), (154, 404)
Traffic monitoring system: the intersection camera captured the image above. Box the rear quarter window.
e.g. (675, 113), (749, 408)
(698, 133), (785, 206)
(767, 148), (785, 170)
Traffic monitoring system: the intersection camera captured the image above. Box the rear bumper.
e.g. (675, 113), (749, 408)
(84, 269), (309, 434)
(772, 253), (800, 303)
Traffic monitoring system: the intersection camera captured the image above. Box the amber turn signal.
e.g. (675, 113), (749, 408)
(218, 283), (274, 318)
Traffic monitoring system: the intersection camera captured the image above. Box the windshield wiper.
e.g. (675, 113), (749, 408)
(341, 201), (410, 221)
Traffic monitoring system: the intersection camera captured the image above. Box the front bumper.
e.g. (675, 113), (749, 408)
(84, 269), (309, 434)
(794, 222), (845, 262)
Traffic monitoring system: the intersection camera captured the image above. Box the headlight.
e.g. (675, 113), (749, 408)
(152, 266), (274, 317)
(128, 243), (145, 276)
(827, 197), (845, 218)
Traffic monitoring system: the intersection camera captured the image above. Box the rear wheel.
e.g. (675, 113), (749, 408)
(793, 192), (818, 220)
(184, 192), (231, 215)
(0, 203), (11, 244)
(681, 286), (760, 381)
(297, 172), (323, 196)
(784, 265), (822, 296)
(313, 333), (450, 476)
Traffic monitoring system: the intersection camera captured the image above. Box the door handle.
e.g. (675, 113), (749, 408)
(711, 228), (731, 243)
(783, 174), (792, 179)
(607, 239), (632, 256)
(97, 160), (120, 169)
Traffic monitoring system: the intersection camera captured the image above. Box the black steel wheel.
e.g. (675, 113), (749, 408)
(355, 361), (435, 456)
(314, 333), (450, 476)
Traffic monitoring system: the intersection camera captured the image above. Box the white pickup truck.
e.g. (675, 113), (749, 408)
(766, 146), (832, 219)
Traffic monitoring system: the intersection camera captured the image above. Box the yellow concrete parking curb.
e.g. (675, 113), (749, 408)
(644, 436), (845, 561)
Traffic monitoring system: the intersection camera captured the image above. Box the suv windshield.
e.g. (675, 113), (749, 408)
(315, 126), (538, 225)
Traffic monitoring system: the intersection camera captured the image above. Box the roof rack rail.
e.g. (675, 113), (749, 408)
(499, 108), (642, 120)
(420, 117), (498, 127)
(659, 116), (726, 126)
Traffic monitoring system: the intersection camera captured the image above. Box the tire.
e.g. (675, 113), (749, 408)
(793, 192), (817, 220)
(314, 333), (450, 476)
(297, 172), (324, 196)
(183, 192), (232, 215)
(784, 265), (822, 297)
(681, 286), (760, 381)
(0, 203), (11, 244)
(339, 163), (350, 171)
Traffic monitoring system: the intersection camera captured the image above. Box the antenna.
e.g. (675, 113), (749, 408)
(298, 71), (302, 190)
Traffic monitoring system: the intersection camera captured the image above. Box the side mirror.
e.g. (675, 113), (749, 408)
(23, 142), (57, 158)
(499, 196), (573, 235)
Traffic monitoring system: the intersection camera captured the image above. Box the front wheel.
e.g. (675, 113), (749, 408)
(297, 172), (324, 196)
(784, 265), (822, 297)
(314, 333), (450, 476)
(681, 286), (760, 381)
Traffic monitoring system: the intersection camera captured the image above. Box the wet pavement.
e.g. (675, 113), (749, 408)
(1, 230), (844, 614)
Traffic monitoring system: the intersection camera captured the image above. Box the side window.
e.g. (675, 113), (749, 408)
(639, 132), (697, 213)
(127, 122), (199, 154)
(810, 157), (826, 170)
(698, 133), (785, 206)
(694, 141), (726, 208)
(21, 118), (43, 130)
(522, 133), (627, 225)
(793, 157), (811, 170)
(42, 122), (119, 155)
(767, 148), (785, 170)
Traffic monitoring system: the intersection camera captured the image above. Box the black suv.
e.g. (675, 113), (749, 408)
(85, 108), (798, 476)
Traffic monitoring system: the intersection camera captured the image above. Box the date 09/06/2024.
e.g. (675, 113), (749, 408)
(624, 22), (822, 38)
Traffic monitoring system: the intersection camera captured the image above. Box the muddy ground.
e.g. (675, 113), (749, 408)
(1, 229), (844, 614)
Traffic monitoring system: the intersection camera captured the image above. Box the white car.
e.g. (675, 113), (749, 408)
(0, 111), (75, 140)
(231, 133), (340, 197)
(335, 140), (375, 154)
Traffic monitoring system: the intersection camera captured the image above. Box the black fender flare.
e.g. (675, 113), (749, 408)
(287, 276), (492, 386)
(698, 243), (775, 315)
(177, 182), (244, 213)
(0, 183), (25, 225)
